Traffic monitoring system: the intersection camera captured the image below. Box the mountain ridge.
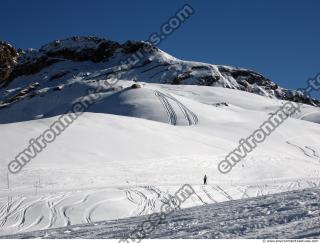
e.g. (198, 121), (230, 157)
(0, 36), (319, 108)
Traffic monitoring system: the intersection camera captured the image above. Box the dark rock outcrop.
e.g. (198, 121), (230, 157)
(0, 41), (18, 85)
(10, 55), (61, 82)
(217, 66), (319, 107)
(40, 36), (121, 62)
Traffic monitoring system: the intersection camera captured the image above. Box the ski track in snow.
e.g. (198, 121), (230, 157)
(155, 90), (198, 126)
(123, 186), (171, 216)
(1, 178), (320, 236)
(6, 187), (320, 239)
(286, 141), (320, 162)
(305, 146), (320, 160)
(201, 186), (217, 203)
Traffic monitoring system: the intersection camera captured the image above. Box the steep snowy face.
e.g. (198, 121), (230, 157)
(0, 36), (319, 111)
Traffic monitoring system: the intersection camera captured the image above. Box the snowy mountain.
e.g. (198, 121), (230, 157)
(1, 36), (319, 116)
(0, 36), (320, 237)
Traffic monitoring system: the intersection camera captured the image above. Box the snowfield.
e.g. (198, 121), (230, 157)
(0, 38), (320, 237)
(0, 81), (320, 236)
(3, 187), (320, 239)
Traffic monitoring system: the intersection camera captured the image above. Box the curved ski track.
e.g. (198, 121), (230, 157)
(155, 90), (198, 126)
(1, 178), (320, 236)
(286, 141), (320, 162)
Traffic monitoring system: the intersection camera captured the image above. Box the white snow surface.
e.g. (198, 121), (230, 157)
(5, 187), (320, 239)
(0, 56), (320, 237)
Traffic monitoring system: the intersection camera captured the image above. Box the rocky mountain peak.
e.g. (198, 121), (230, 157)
(0, 36), (318, 107)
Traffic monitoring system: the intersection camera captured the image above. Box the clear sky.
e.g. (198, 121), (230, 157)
(1, 0), (319, 98)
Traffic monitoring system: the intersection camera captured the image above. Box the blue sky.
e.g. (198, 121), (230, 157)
(1, 0), (319, 98)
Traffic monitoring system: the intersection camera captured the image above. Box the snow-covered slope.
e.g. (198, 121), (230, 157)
(0, 36), (320, 237)
(0, 81), (320, 236)
(5, 187), (320, 239)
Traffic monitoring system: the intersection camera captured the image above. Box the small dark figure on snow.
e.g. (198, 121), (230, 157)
(203, 174), (207, 185)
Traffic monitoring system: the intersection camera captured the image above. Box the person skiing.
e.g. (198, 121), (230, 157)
(203, 174), (207, 185)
